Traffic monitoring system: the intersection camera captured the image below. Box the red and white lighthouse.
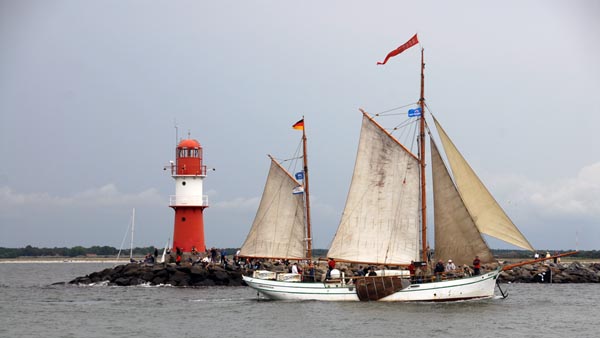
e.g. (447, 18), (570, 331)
(169, 138), (208, 253)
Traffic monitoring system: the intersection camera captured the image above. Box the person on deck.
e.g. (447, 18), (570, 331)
(326, 257), (336, 278)
(445, 259), (456, 273)
(368, 267), (377, 276)
(408, 261), (416, 281)
(473, 255), (481, 275)
(434, 260), (445, 281)
(307, 261), (315, 282)
(291, 262), (299, 274)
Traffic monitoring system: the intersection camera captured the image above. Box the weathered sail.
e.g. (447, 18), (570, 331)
(238, 158), (306, 259)
(433, 117), (534, 251)
(431, 139), (495, 266)
(328, 112), (420, 265)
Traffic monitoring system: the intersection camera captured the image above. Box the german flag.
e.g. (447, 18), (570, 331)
(292, 119), (304, 130)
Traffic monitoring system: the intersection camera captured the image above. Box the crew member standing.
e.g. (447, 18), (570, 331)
(473, 255), (481, 276)
(327, 257), (336, 278)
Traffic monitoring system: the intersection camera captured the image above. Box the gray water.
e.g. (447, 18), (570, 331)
(0, 263), (597, 338)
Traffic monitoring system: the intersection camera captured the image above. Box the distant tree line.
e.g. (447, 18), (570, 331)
(1, 246), (598, 260)
(491, 249), (599, 259)
(0, 245), (241, 259)
(0, 245), (158, 259)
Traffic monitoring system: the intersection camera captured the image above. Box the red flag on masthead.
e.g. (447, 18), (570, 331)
(377, 34), (419, 65)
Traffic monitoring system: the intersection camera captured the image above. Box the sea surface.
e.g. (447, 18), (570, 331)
(0, 262), (597, 338)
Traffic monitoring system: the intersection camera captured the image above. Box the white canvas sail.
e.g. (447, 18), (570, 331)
(433, 117), (534, 251)
(431, 139), (495, 266)
(238, 157), (307, 259)
(328, 112), (421, 265)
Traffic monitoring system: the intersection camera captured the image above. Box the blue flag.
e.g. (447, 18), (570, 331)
(295, 172), (304, 180)
(408, 108), (422, 117)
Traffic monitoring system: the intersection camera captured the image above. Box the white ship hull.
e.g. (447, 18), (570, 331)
(242, 275), (359, 301)
(243, 268), (500, 302)
(377, 269), (500, 302)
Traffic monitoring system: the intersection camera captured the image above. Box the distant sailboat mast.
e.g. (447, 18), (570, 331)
(116, 208), (135, 261)
(129, 208), (135, 260)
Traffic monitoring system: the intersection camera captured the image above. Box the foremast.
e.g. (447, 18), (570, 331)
(418, 48), (428, 263)
(301, 118), (313, 261)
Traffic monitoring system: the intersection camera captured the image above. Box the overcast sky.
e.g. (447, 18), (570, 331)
(1, 1), (599, 251)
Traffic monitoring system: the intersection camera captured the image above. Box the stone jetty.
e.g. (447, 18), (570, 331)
(498, 261), (600, 283)
(69, 262), (244, 287)
(68, 261), (600, 286)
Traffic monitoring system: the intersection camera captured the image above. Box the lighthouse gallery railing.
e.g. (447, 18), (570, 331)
(169, 195), (209, 207)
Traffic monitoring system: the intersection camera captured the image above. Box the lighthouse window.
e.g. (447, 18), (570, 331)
(181, 217), (186, 222)
(182, 181), (186, 186)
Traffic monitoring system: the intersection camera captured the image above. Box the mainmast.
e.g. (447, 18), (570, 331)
(419, 48), (428, 263)
(301, 119), (313, 260)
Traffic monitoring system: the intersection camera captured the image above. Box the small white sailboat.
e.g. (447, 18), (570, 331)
(116, 208), (136, 262)
(159, 238), (170, 264)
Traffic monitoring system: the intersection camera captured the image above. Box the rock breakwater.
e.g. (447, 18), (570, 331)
(69, 262), (244, 286)
(499, 261), (600, 283)
(68, 261), (600, 287)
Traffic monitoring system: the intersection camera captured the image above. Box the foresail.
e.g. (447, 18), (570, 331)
(238, 158), (306, 259)
(328, 112), (420, 265)
(431, 139), (495, 266)
(433, 117), (534, 251)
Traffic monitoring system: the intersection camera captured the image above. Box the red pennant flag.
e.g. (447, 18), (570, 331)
(377, 34), (419, 65)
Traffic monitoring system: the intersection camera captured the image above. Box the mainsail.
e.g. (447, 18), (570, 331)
(432, 117), (534, 251)
(238, 157), (307, 260)
(431, 138), (495, 266)
(327, 112), (421, 265)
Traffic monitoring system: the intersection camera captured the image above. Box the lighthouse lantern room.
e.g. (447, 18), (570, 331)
(169, 138), (208, 253)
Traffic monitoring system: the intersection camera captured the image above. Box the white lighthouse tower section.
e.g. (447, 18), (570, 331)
(170, 175), (208, 207)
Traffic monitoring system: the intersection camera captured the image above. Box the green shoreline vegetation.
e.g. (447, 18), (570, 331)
(0, 246), (598, 260)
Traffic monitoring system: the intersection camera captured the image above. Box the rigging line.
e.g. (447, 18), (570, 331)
(409, 118), (419, 155)
(389, 117), (416, 133)
(393, 118), (419, 151)
(279, 156), (304, 162)
(286, 138), (304, 175)
(375, 102), (419, 116)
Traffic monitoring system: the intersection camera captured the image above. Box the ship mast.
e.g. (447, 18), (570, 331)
(301, 118), (313, 260)
(419, 48), (428, 263)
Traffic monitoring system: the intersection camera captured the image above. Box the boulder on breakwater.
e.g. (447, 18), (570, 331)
(69, 262), (244, 287)
(498, 261), (600, 283)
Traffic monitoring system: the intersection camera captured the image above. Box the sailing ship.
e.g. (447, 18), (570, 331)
(242, 37), (556, 302)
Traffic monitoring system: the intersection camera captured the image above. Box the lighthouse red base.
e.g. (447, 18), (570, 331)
(172, 206), (206, 253)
